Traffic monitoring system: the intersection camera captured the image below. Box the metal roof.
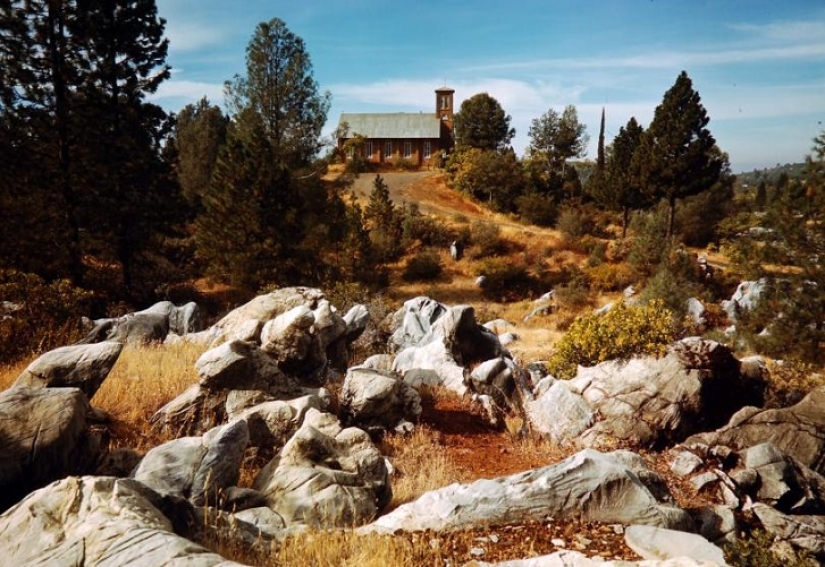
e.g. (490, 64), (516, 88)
(338, 113), (441, 139)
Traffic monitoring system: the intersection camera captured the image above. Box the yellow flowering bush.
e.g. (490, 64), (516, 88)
(546, 300), (678, 379)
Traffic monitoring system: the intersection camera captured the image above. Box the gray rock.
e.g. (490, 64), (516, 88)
(624, 525), (727, 565)
(132, 421), (249, 506)
(686, 386), (825, 475)
(722, 278), (767, 323)
(253, 409), (391, 528)
(528, 339), (763, 448)
(342, 304), (370, 342)
(84, 313), (170, 345)
(362, 449), (692, 534)
(13, 341), (122, 399)
(739, 443), (825, 513)
(230, 394), (327, 448)
(0, 476), (246, 566)
(689, 505), (738, 545)
(670, 451), (704, 477)
(685, 297), (707, 332)
(139, 300), (203, 335)
(753, 503), (825, 559)
(0, 386), (98, 511)
(339, 367), (421, 435)
(149, 384), (227, 435)
(358, 354), (395, 372)
(209, 287), (327, 347)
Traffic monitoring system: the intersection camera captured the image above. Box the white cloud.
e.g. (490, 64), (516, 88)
(164, 21), (228, 53)
(149, 80), (226, 111)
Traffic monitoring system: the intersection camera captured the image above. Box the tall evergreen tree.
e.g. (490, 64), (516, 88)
(224, 17), (330, 169)
(634, 71), (724, 239)
(601, 117), (646, 238)
(364, 174), (403, 262)
(173, 97), (228, 211)
(585, 108), (607, 204)
(0, 0), (86, 283)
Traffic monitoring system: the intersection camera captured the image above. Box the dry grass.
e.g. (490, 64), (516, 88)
(92, 342), (206, 448)
(380, 425), (455, 508)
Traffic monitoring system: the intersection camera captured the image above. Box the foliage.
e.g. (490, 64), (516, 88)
(452, 92), (514, 151)
(173, 97), (228, 212)
(364, 175), (403, 262)
(556, 205), (593, 247)
(225, 18), (330, 169)
(342, 134), (370, 173)
(468, 222), (509, 259)
(0, 270), (95, 363)
(0, 0), (174, 300)
(528, 105), (589, 181)
(402, 249), (444, 282)
(628, 207), (670, 276)
(515, 191), (558, 227)
(336, 196), (386, 288)
(401, 204), (454, 248)
(675, 161), (735, 247)
(546, 300), (678, 379)
(727, 129), (825, 364)
(586, 262), (636, 292)
(476, 257), (537, 302)
(446, 147), (525, 212)
(635, 71), (725, 238)
(591, 117), (647, 238)
(724, 529), (813, 567)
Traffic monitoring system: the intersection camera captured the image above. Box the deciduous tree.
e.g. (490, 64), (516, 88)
(453, 92), (514, 151)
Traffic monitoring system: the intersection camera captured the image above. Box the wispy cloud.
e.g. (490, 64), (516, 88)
(149, 80), (225, 110)
(728, 20), (825, 43)
(164, 21), (228, 53)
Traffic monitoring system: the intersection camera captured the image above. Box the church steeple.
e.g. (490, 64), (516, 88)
(435, 87), (455, 128)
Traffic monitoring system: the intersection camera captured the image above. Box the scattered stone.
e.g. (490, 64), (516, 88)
(624, 525), (726, 566)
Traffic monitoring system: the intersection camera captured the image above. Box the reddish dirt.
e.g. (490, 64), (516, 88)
(416, 389), (642, 562)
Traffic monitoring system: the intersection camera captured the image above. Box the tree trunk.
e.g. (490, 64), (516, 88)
(48, 1), (84, 286)
(668, 197), (676, 241)
(622, 207), (630, 240)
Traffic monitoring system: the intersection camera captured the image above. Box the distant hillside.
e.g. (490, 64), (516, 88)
(736, 162), (806, 187)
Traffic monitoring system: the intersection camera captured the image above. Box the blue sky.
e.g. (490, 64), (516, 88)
(152, 0), (825, 172)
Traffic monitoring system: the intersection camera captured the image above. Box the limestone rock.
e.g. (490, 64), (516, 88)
(722, 278), (767, 323)
(132, 421), (249, 506)
(0, 386), (98, 511)
(253, 409), (391, 527)
(13, 341), (122, 399)
(339, 367), (421, 435)
(362, 449), (692, 534)
(527, 339), (764, 448)
(624, 525), (726, 565)
(208, 287), (327, 346)
(0, 476), (245, 566)
(230, 393), (327, 448)
(738, 443), (825, 513)
(686, 386), (825, 475)
(753, 503), (825, 560)
(342, 304), (370, 342)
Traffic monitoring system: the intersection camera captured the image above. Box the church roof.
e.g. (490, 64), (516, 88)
(338, 112), (441, 139)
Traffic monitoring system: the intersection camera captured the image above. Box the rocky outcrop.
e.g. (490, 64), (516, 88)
(391, 297), (505, 396)
(362, 449), (693, 534)
(0, 476), (247, 566)
(526, 339), (765, 448)
(0, 386), (99, 511)
(253, 409), (391, 528)
(686, 386), (825, 475)
(12, 341), (122, 399)
(338, 366), (421, 435)
(132, 421), (249, 506)
(80, 301), (202, 346)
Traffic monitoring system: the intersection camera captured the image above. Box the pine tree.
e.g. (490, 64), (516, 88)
(364, 175), (403, 261)
(225, 17), (330, 169)
(635, 71), (724, 239)
(606, 117), (647, 239)
(173, 97), (228, 212)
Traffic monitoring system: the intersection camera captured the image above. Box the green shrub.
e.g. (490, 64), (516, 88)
(0, 270), (96, 363)
(402, 250), (443, 282)
(468, 221), (509, 259)
(476, 257), (537, 302)
(546, 300), (678, 379)
(586, 263), (636, 292)
(628, 208), (669, 276)
(401, 205), (454, 248)
(556, 206), (591, 248)
(724, 529), (813, 567)
(516, 192), (558, 227)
